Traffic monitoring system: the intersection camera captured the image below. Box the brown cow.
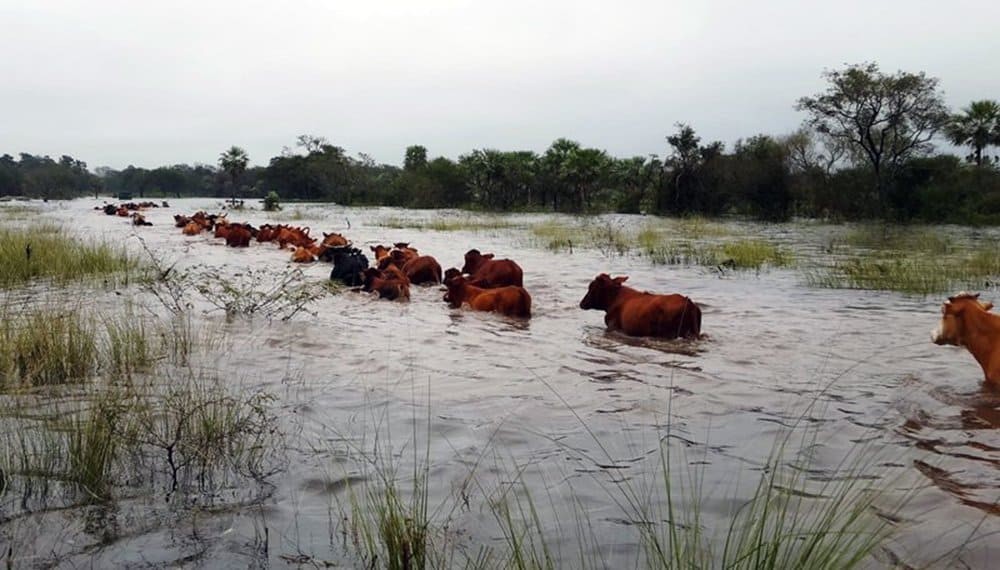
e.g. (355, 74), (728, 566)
(370, 244), (392, 261)
(255, 224), (275, 243)
(461, 249), (524, 288)
(214, 219), (232, 239)
(361, 267), (410, 301)
(443, 273), (531, 318)
(933, 292), (1000, 385)
(182, 221), (203, 235)
(402, 255), (442, 285)
(277, 226), (313, 249)
(579, 274), (701, 339)
(321, 232), (349, 248)
(291, 246), (316, 263)
(131, 212), (152, 226)
(225, 225), (252, 247)
(174, 214), (191, 228)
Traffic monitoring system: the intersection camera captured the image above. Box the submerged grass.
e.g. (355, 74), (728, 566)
(807, 243), (1000, 295)
(0, 306), (159, 388)
(639, 234), (792, 270)
(0, 225), (144, 287)
(331, 386), (905, 570)
(0, 300), (279, 511)
(376, 215), (520, 232)
(0, 308), (97, 387)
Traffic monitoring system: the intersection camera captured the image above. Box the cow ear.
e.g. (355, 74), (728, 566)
(484, 253), (495, 259)
(613, 276), (629, 284)
(982, 301), (994, 311)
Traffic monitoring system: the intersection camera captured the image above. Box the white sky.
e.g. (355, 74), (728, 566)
(2, 0), (997, 169)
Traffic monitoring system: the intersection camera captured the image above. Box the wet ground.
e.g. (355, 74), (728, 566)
(1, 198), (998, 568)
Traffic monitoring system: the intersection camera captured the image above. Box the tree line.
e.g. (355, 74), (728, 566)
(3, 63), (1000, 223)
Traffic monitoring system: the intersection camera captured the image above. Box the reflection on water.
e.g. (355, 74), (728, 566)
(1, 198), (998, 567)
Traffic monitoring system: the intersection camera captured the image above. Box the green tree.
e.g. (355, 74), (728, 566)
(797, 62), (949, 215)
(404, 145), (428, 171)
(660, 124), (726, 215)
(946, 100), (1000, 167)
(263, 190), (281, 211)
(219, 146), (249, 199)
(733, 135), (792, 221)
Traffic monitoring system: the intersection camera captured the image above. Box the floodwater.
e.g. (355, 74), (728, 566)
(2, 198), (998, 568)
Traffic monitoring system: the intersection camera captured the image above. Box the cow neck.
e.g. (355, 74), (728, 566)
(608, 285), (642, 308)
(961, 308), (1000, 376)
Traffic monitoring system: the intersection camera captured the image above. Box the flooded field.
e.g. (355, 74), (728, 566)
(1, 198), (998, 568)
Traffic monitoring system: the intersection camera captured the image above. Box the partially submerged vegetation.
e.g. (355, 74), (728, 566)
(528, 218), (791, 271)
(807, 224), (1000, 294)
(0, 301), (280, 562)
(332, 399), (905, 570)
(0, 225), (144, 287)
(376, 214), (520, 232)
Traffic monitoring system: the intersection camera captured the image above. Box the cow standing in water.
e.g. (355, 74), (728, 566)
(443, 273), (531, 318)
(932, 292), (1000, 385)
(579, 274), (701, 339)
(461, 249), (523, 288)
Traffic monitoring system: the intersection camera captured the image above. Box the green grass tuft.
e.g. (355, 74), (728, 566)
(0, 225), (144, 287)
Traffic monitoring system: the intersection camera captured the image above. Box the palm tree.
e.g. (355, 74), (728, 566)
(946, 100), (1000, 166)
(218, 146), (249, 201)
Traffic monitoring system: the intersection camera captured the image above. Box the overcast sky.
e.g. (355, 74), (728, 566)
(2, 0), (998, 169)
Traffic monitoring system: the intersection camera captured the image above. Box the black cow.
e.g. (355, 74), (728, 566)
(103, 204), (118, 215)
(328, 247), (369, 287)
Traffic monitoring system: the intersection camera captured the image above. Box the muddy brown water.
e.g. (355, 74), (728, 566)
(1, 198), (998, 568)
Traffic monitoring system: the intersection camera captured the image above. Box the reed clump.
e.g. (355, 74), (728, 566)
(806, 245), (1000, 294)
(0, 225), (143, 287)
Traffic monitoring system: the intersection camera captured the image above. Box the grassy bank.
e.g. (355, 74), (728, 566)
(0, 225), (144, 287)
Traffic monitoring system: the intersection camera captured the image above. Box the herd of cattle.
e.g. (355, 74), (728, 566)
(98, 203), (1000, 386)
(97, 205), (702, 338)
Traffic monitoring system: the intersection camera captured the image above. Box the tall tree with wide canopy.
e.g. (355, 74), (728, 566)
(946, 100), (1000, 166)
(797, 63), (948, 214)
(219, 146), (249, 198)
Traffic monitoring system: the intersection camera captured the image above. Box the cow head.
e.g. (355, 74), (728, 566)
(580, 274), (629, 310)
(932, 292), (994, 346)
(443, 273), (470, 308)
(370, 244), (391, 260)
(462, 249), (494, 274)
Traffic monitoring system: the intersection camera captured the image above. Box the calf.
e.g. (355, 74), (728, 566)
(443, 273), (531, 318)
(461, 249), (524, 288)
(361, 267), (410, 301)
(131, 213), (152, 226)
(932, 292), (1000, 385)
(579, 274), (701, 339)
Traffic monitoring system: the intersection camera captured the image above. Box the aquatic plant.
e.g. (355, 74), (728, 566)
(806, 245), (1000, 295)
(376, 215), (519, 232)
(0, 225), (143, 287)
(0, 308), (97, 387)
